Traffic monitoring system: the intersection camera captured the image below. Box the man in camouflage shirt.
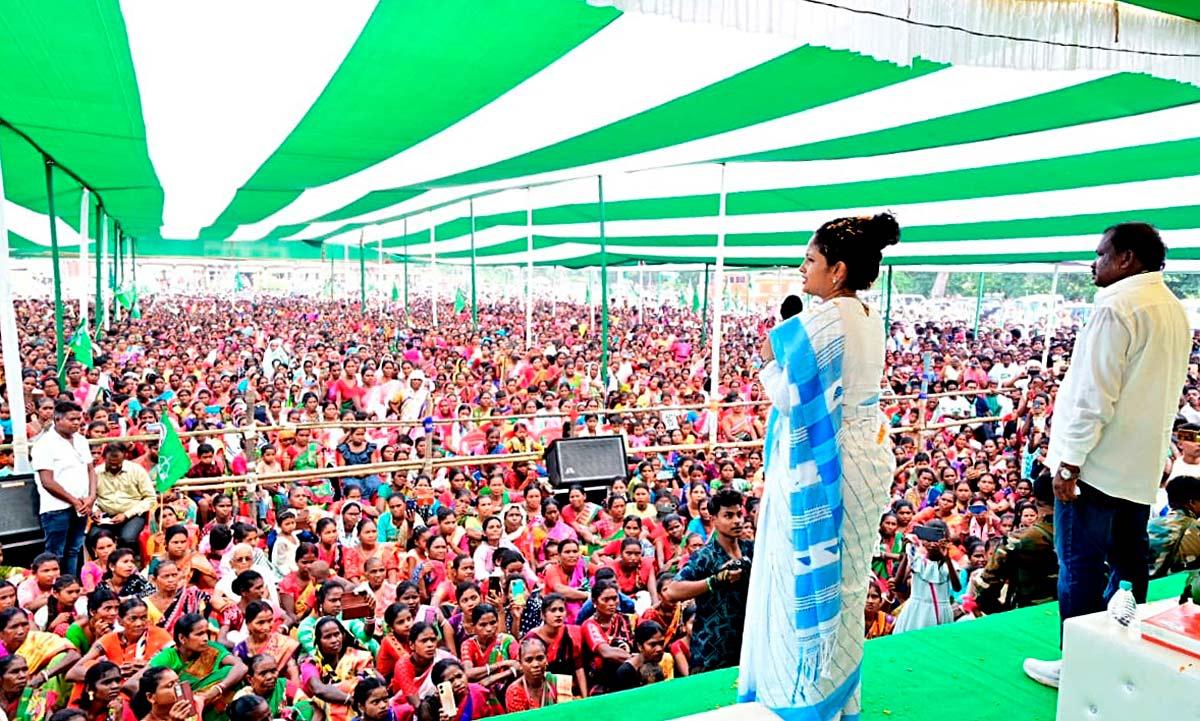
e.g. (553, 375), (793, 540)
(976, 473), (1058, 613)
(1149, 474), (1200, 578)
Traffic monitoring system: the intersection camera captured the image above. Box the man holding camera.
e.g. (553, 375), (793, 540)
(664, 489), (753, 673)
(1024, 223), (1191, 689)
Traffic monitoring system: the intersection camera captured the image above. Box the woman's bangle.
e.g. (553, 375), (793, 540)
(486, 663), (491, 675)
(705, 577), (714, 593)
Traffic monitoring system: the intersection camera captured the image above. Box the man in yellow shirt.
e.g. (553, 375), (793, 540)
(94, 442), (156, 561)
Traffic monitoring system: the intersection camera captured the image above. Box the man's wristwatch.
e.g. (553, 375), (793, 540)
(1058, 467), (1074, 480)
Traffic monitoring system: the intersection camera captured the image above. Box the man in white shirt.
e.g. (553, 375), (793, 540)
(30, 400), (97, 576)
(1024, 224), (1191, 689)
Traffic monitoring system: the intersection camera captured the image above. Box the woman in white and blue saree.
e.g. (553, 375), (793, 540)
(739, 215), (899, 721)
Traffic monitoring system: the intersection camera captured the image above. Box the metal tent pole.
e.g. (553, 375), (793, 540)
(525, 187), (533, 350)
(599, 175), (609, 385)
(359, 229), (367, 312)
(708, 163), (727, 449)
(973, 271), (985, 338)
(883, 265), (894, 337)
(44, 159), (66, 383)
(94, 205), (103, 332)
(430, 212), (438, 328)
(470, 198), (478, 332)
(78, 189), (90, 330)
(403, 218), (410, 313)
(0, 145), (30, 471)
(700, 263), (710, 343)
(1043, 264), (1060, 368)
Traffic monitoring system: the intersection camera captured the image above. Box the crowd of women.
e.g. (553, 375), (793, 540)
(1, 287), (1197, 721)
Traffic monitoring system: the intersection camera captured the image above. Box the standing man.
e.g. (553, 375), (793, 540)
(663, 489), (752, 673)
(93, 441), (157, 561)
(1024, 223), (1190, 688)
(30, 400), (96, 576)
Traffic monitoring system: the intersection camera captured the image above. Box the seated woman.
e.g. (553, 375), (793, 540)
(296, 581), (377, 658)
(219, 571), (286, 650)
(376, 603), (414, 682)
(460, 603), (519, 693)
(33, 574), (83, 636)
(232, 601), (299, 684)
(524, 593), (586, 698)
(234, 653), (315, 721)
(299, 616), (374, 721)
(68, 597), (172, 683)
(611, 620), (672, 692)
(423, 658), (505, 721)
(579, 580), (631, 696)
(391, 622), (454, 706)
(68, 659), (123, 721)
(98, 548), (154, 600)
(0, 606), (81, 693)
(144, 558), (212, 635)
(128, 666), (195, 721)
(65, 588), (121, 655)
(0, 654), (37, 721)
(504, 637), (562, 712)
(141, 613), (247, 721)
(350, 675), (413, 721)
(278, 543), (320, 622)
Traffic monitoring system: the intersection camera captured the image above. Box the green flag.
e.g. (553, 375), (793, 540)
(235, 273), (245, 292)
(151, 413), (192, 493)
(115, 286), (137, 310)
(691, 283), (700, 313)
(391, 282), (400, 302)
(454, 288), (466, 313)
(68, 325), (94, 368)
(130, 304), (141, 320)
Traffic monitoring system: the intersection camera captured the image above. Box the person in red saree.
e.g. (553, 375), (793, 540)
(391, 622), (454, 706)
(540, 539), (591, 622)
(504, 637), (562, 712)
(424, 658), (505, 721)
(376, 604), (414, 681)
(579, 580), (632, 696)
(523, 594), (587, 698)
(459, 604), (519, 693)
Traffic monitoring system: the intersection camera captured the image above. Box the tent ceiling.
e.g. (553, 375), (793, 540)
(2, 1), (1200, 266)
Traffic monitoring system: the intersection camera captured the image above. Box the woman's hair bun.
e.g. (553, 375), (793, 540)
(863, 212), (900, 251)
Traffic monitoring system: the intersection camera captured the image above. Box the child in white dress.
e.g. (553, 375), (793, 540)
(893, 519), (960, 633)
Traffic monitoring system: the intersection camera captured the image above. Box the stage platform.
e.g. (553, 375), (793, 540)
(511, 575), (1188, 721)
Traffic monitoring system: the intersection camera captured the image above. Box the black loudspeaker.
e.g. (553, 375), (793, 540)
(544, 435), (628, 489)
(0, 473), (47, 565)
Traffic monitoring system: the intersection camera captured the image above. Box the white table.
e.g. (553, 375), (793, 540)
(1058, 599), (1200, 721)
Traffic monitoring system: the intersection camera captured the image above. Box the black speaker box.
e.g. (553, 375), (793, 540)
(544, 435), (628, 490)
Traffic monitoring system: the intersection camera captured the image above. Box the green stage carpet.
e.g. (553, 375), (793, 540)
(511, 575), (1186, 721)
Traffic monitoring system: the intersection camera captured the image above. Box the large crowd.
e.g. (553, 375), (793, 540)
(0, 290), (1198, 721)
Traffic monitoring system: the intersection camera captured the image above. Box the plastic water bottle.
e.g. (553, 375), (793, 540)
(1107, 580), (1139, 633)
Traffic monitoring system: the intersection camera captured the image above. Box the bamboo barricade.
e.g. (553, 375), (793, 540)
(0, 387), (1019, 452)
(168, 414), (1009, 492)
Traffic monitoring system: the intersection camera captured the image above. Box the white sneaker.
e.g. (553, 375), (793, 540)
(1023, 658), (1062, 689)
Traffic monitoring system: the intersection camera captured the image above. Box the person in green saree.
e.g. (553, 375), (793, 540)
(64, 587), (121, 655)
(232, 653), (314, 721)
(135, 613), (247, 721)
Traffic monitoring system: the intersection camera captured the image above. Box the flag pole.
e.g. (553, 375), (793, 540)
(403, 218), (410, 315)
(700, 263), (710, 343)
(470, 198), (478, 332)
(44, 158), (66, 385)
(0, 146), (30, 471)
(709, 163), (727, 450)
(599, 175), (609, 386)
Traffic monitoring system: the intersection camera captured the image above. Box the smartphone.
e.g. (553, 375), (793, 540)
(176, 681), (194, 706)
(437, 681), (457, 716)
(914, 524), (947, 543)
(511, 578), (527, 606)
(554, 674), (574, 703)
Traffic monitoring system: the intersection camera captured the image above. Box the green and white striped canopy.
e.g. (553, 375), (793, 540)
(2, 0), (1200, 266)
